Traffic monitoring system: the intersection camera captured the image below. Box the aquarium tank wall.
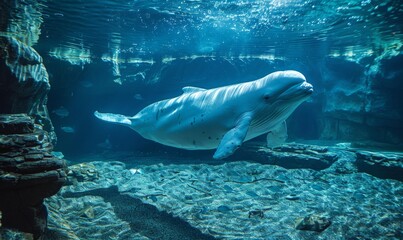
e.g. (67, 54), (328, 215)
(0, 0), (402, 239)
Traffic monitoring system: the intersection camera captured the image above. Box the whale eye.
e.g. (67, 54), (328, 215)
(263, 94), (271, 102)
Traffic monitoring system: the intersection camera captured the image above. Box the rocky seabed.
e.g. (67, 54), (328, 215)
(35, 145), (403, 240)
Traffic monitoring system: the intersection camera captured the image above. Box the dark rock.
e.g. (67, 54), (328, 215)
(17, 170), (66, 189)
(0, 114), (67, 239)
(285, 194), (300, 200)
(0, 203), (48, 239)
(66, 163), (99, 185)
(248, 210), (265, 219)
(0, 36), (56, 144)
(317, 148), (358, 176)
(0, 113), (35, 134)
(5, 158), (65, 174)
(295, 214), (331, 232)
(256, 143), (338, 170)
(0, 125), (53, 154)
(356, 150), (403, 181)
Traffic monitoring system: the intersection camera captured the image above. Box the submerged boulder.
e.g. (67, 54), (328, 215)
(356, 150), (403, 182)
(295, 214), (331, 232)
(0, 114), (67, 239)
(253, 143), (338, 170)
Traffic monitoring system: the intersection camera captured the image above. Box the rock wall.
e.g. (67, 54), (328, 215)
(1, 0), (55, 143)
(0, 114), (67, 239)
(0, 36), (56, 143)
(319, 55), (403, 147)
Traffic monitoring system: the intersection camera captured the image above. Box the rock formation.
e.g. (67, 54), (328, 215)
(356, 150), (403, 182)
(0, 36), (56, 143)
(0, 114), (67, 239)
(320, 55), (403, 146)
(43, 157), (402, 239)
(241, 142), (339, 170)
(295, 214), (331, 232)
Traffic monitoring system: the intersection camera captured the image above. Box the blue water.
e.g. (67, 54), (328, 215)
(4, 0), (401, 156)
(1, 1), (402, 239)
(32, 0), (402, 156)
(39, 0), (401, 57)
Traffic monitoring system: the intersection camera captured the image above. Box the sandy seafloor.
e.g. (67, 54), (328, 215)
(36, 144), (403, 239)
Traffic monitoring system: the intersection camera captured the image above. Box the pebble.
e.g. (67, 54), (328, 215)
(285, 194), (300, 200)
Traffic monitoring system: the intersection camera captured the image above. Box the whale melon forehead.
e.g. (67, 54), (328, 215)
(261, 70), (307, 92)
(281, 70), (306, 81)
(267, 71), (306, 85)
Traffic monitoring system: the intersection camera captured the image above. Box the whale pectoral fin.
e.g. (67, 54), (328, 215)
(213, 112), (253, 160)
(94, 111), (132, 126)
(267, 121), (288, 148)
(182, 86), (206, 94)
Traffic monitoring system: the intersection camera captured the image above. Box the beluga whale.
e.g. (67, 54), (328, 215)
(94, 70), (313, 159)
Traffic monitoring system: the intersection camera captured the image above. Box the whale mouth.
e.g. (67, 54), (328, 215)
(279, 81), (313, 100)
(299, 81), (314, 96)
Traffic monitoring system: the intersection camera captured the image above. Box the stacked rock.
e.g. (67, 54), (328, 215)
(356, 150), (403, 181)
(0, 114), (67, 239)
(249, 143), (338, 170)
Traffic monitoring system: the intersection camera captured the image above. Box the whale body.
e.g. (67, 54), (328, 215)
(95, 70), (313, 159)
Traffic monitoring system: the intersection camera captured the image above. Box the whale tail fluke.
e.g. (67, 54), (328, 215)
(94, 111), (133, 127)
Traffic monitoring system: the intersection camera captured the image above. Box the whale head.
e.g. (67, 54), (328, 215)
(250, 70), (313, 133)
(262, 70), (313, 102)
